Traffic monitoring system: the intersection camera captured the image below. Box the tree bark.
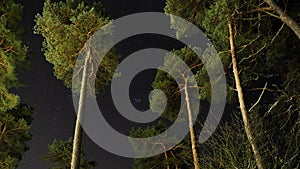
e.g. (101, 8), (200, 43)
(184, 78), (200, 169)
(164, 151), (170, 169)
(227, 18), (264, 169)
(70, 43), (90, 169)
(158, 142), (170, 169)
(264, 0), (300, 40)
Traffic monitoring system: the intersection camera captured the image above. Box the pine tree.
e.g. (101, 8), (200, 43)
(0, 0), (32, 168)
(165, 0), (300, 168)
(34, 0), (118, 90)
(0, 0), (28, 111)
(43, 138), (96, 169)
(0, 104), (33, 168)
(130, 47), (206, 169)
(34, 1), (119, 168)
(227, 16), (264, 169)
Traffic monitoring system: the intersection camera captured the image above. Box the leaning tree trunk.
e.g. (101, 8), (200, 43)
(70, 44), (90, 169)
(227, 18), (264, 169)
(264, 0), (300, 40)
(184, 78), (200, 169)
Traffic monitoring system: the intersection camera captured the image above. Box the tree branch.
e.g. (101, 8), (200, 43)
(264, 0), (300, 40)
(249, 82), (267, 112)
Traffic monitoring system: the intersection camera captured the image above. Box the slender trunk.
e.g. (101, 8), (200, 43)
(184, 78), (200, 169)
(71, 122), (83, 169)
(264, 0), (300, 40)
(159, 142), (170, 169)
(70, 44), (90, 169)
(164, 151), (170, 169)
(227, 18), (264, 169)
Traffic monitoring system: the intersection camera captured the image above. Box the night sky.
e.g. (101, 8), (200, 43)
(12, 0), (182, 168)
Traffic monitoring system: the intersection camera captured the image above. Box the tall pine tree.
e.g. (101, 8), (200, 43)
(129, 0), (300, 168)
(164, 0), (300, 168)
(0, 0), (32, 168)
(34, 0), (119, 168)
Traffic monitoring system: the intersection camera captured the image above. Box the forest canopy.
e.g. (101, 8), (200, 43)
(0, 0), (299, 168)
(0, 0), (32, 168)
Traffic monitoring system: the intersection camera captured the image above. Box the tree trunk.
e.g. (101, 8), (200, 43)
(159, 142), (170, 169)
(264, 0), (300, 40)
(71, 122), (83, 169)
(164, 151), (170, 169)
(227, 18), (264, 169)
(70, 44), (90, 169)
(184, 78), (200, 169)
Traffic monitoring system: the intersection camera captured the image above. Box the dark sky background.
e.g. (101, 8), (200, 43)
(12, 0), (184, 168)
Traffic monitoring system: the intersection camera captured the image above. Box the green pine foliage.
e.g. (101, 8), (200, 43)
(164, 0), (209, 39)
(0, 104), (33, 169)
(130, 121), (196, 169)
(200, 1), (300, 168)
(31, 0), (299, 168)
(130, 47), (205, 167)
(35, 1), (121, 168)
(34, 0), (119, 91)
(151, 47), (204, 121)
(43, 138), (96, 169)
(0, 0), (32, 168)
(0, 0), (28, 111)
(131, 0), (300, 168)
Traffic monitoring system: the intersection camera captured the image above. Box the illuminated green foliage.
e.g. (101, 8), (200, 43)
(34, 0), (118, 91)
(0, 105), (33, 168)
(0, 0), (28, 111)
(130, 121), (196, 169)
(133, 0), (300, 168)
(43, 138), (96, 169)
(0, 0), (32, 168)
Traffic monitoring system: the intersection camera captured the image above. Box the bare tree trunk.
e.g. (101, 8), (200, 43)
(70, 44), (90, 169)
(227, 18), (264, 169)
(157, 142), (170, 169)
(71, 123), (83, 169)
(184, 78), (200, 169)
(164, 151), (170, 169)
(264, 0), (300, 40)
